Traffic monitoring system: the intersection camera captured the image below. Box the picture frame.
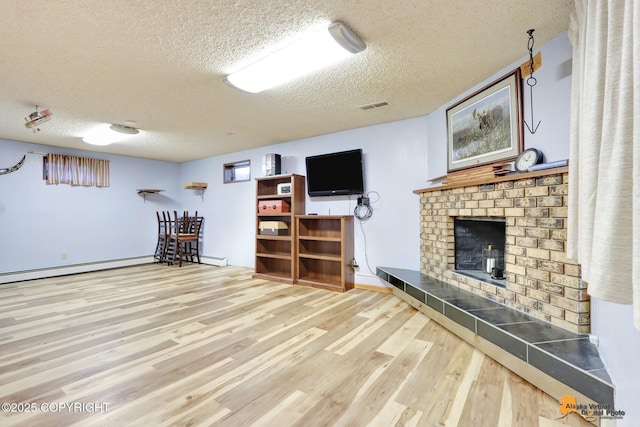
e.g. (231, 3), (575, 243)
(446, 68), (523, 172)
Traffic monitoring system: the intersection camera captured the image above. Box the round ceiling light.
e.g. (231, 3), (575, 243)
(110, 124), (140, 135)
(82, 123), (141, 146)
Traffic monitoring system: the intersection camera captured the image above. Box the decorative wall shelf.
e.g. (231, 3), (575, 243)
(184, 182), (208, 201)
(137, 189), (164, 202)
(183, 182), (208, 190)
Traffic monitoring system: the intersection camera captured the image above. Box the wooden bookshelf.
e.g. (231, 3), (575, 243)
(296, 215), (354, 292)
(253, 174), (305, 284)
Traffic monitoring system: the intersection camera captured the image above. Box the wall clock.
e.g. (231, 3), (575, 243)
(515, 148), (544, 172)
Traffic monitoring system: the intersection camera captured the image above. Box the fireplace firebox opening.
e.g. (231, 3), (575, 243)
(453, 217), (506, 287)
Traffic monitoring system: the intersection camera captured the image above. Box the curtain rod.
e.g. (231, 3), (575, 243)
(27, 151), (48, 155)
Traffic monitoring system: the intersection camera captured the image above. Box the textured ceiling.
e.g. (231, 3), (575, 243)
(0, 0), (574, 163)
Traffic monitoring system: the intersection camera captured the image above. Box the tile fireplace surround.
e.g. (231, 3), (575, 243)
(416, 167), (589, 334)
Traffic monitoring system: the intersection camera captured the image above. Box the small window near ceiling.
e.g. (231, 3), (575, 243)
(223, 160), (251, 183)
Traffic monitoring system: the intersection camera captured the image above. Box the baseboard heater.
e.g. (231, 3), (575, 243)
(0, 255), (227, 284)
(201, 256), (228, 267)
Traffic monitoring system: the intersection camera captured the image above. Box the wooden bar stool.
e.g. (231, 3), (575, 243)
(164, 210), (179, 265)
(178, 211), (202, 266)
(154, 211), (170, 263)
(166, 211), (202, 266)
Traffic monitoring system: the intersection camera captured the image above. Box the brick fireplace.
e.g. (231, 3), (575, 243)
(416, 168), (590, 333)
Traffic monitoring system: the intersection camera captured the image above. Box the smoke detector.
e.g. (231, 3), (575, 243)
(24, 105), (53, 132)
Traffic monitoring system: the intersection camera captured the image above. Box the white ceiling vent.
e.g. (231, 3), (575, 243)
(358, 100), (390, 111)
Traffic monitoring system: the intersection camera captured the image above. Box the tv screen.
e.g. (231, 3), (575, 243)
(305, 149), (365, 197)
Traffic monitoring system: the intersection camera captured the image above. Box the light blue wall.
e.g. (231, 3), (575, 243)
(591, 301), (640, 423)
(0, 117), (428, 284)
(0, 139), (181, 272)
(179, 116), (428, 282)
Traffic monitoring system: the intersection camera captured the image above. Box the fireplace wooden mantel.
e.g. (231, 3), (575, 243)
(414, 166), (569, 194)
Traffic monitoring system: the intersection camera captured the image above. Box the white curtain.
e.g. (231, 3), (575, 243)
(567, 0), (640, 329)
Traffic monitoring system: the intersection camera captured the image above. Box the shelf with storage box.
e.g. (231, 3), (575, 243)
(296, 215), (354, 292)
(254, 174), (305, 284)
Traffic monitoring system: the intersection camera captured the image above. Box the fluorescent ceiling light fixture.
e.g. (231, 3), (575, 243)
(82, 123), (140, 146)
(225, 21), (366, 93)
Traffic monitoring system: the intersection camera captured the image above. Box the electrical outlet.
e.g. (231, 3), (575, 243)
(357, 197), (370, 206)
(351, 258), (359, 268)
(61, 252), (67, 260)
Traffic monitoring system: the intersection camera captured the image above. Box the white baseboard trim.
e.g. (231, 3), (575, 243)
(0, 256), (154, 284)
(0, 255), (229, 284)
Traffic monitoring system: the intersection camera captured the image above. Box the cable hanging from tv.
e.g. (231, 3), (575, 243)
(354, 200), (372, 220)
(354, 192), (378, 221)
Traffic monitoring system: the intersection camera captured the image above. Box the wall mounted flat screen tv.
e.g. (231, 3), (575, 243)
(305, 149), (365, 197)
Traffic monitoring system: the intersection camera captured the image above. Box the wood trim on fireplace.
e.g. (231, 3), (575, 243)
(414, 166), (568, 194)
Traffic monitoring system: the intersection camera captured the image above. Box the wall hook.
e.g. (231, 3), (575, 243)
(524, 29), (541, 134)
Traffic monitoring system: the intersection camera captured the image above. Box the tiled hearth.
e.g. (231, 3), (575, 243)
(377, 266), (614, 406)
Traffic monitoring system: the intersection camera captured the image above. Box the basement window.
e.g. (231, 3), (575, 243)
(223, 160), (251, 183)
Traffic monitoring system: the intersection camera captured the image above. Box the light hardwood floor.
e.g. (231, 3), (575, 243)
(0, 264), (592, 427)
